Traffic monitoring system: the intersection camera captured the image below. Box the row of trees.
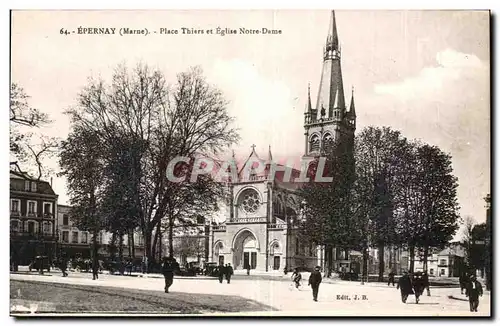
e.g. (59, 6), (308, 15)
(299, 127), (461, 281)
(58, 64), (239, 264)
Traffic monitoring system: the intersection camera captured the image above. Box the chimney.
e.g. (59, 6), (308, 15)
(51, 177), (53, 187)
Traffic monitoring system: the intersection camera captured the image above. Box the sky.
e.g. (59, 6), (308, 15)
(10, 10), (490, 230)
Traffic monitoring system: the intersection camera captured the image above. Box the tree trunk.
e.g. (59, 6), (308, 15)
(157, 223), (162, 260)
(92, 228), (99, 270)
(152, 228), (159, 261)
(409, 245), (415, 273)
(377, 242), (385, 282)
(127, 231), (132, 258)
(110, 233), (117, 260)
(362, 240), (368, 284)
(144, 227), (152, 262)
(130, 229), (135, 258)
(423, 244), (429, 271)
(168, 215), (174, 257)
(118, 234), (123, 261)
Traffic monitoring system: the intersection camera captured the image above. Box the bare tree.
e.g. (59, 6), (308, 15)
(462, 215), (475, 268)
(64, 63), (239, 263)
(10, 83), (58, 179)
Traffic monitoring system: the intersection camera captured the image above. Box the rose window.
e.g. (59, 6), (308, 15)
(240, 189), (261, 213)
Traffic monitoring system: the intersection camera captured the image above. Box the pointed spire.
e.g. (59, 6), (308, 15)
(315, 10), (345, 118)
(349, 86), (356, 116)
(307, 83), (312, 112)
(268, 145), (273, 162)
(326, 10), (339, 52)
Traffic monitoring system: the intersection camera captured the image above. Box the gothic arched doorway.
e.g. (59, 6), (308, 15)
(232, 230), (259, 270)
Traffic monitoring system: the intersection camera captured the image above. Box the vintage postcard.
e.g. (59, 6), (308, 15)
(9, 9), (491, 317)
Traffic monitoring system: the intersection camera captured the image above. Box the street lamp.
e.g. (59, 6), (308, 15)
(484, 194), (491, 290)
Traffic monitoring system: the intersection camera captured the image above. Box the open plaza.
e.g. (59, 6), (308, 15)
(10, 268), (490, 316)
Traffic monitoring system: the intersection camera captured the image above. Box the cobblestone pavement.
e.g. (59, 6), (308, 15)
(10, 272), (491, 316)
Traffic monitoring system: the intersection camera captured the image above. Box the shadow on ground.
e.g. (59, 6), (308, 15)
(10, 280), (275, 315)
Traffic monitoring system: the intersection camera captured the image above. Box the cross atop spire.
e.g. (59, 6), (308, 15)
(251, 144), (256, 151)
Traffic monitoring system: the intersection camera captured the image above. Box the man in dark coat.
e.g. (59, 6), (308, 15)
(412, 272), (425, 304)
(388, 271), (395, 286)
(397, 271), (414, 303)
(60, 255), (69, 277)
(465, 274), (483, 312)
(92, 256), (99, 280)
(225, 263), (234, 284)
(218, 263), (225, 284)
(162, 256), (176, 293)
(422, 271), (430, 296)
(308, 266), (322, 302)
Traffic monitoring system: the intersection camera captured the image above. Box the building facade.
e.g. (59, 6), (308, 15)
(10, 171), (58, 265)
(56, 204), (145, 259)
(210, 11), (356, 272)
(403, 243), (465, 277)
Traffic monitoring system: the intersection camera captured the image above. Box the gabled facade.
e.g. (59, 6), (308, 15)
(210, 145), (315, 271)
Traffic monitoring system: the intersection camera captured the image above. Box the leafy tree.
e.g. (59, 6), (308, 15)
(354, 126), (407, 281)
(413, 144), (460, 270)
(58, 127), (105, 267)
(298, 138), (358, 275)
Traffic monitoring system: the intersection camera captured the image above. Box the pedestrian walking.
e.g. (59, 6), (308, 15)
(162, 256), (176, 293)
(225, 263), (234, 284)
(465, 275), (483, 312)
(388, 271), (395, 286)
(291, 268), (302, 290)
(397, 271), (414, 303)
(92, 257), (99, 280)
(127, 260), (133, 276)
(60, 255), (68, 277)
(412, 272), (425, 304)
(422, 271), (430, 296)
(246, 263), (251, 276)
(308, 266), (322, 302)
(218, 263), (225, 284)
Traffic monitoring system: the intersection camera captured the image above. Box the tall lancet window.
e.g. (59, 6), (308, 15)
(323, 133), (334, 152)
(310, 134), (320, 153)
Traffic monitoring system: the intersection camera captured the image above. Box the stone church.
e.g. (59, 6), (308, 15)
(209, 10), (357, 272)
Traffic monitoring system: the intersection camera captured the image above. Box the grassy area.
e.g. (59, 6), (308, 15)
(10, 280), (275, 315)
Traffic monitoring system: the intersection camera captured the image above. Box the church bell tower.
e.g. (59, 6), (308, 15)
(304, 10), (356, 157)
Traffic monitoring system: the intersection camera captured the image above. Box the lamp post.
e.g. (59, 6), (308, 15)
(484, 194), (491, 290)
(284, 190), (289, 272)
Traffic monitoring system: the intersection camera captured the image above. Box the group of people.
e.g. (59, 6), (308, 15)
(217, 263), (234, 284)
(397, 270), (484, 312)
(55, 255), (102, 280)
(291, 266), (323, 302)
(396, 271), (431, 304)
